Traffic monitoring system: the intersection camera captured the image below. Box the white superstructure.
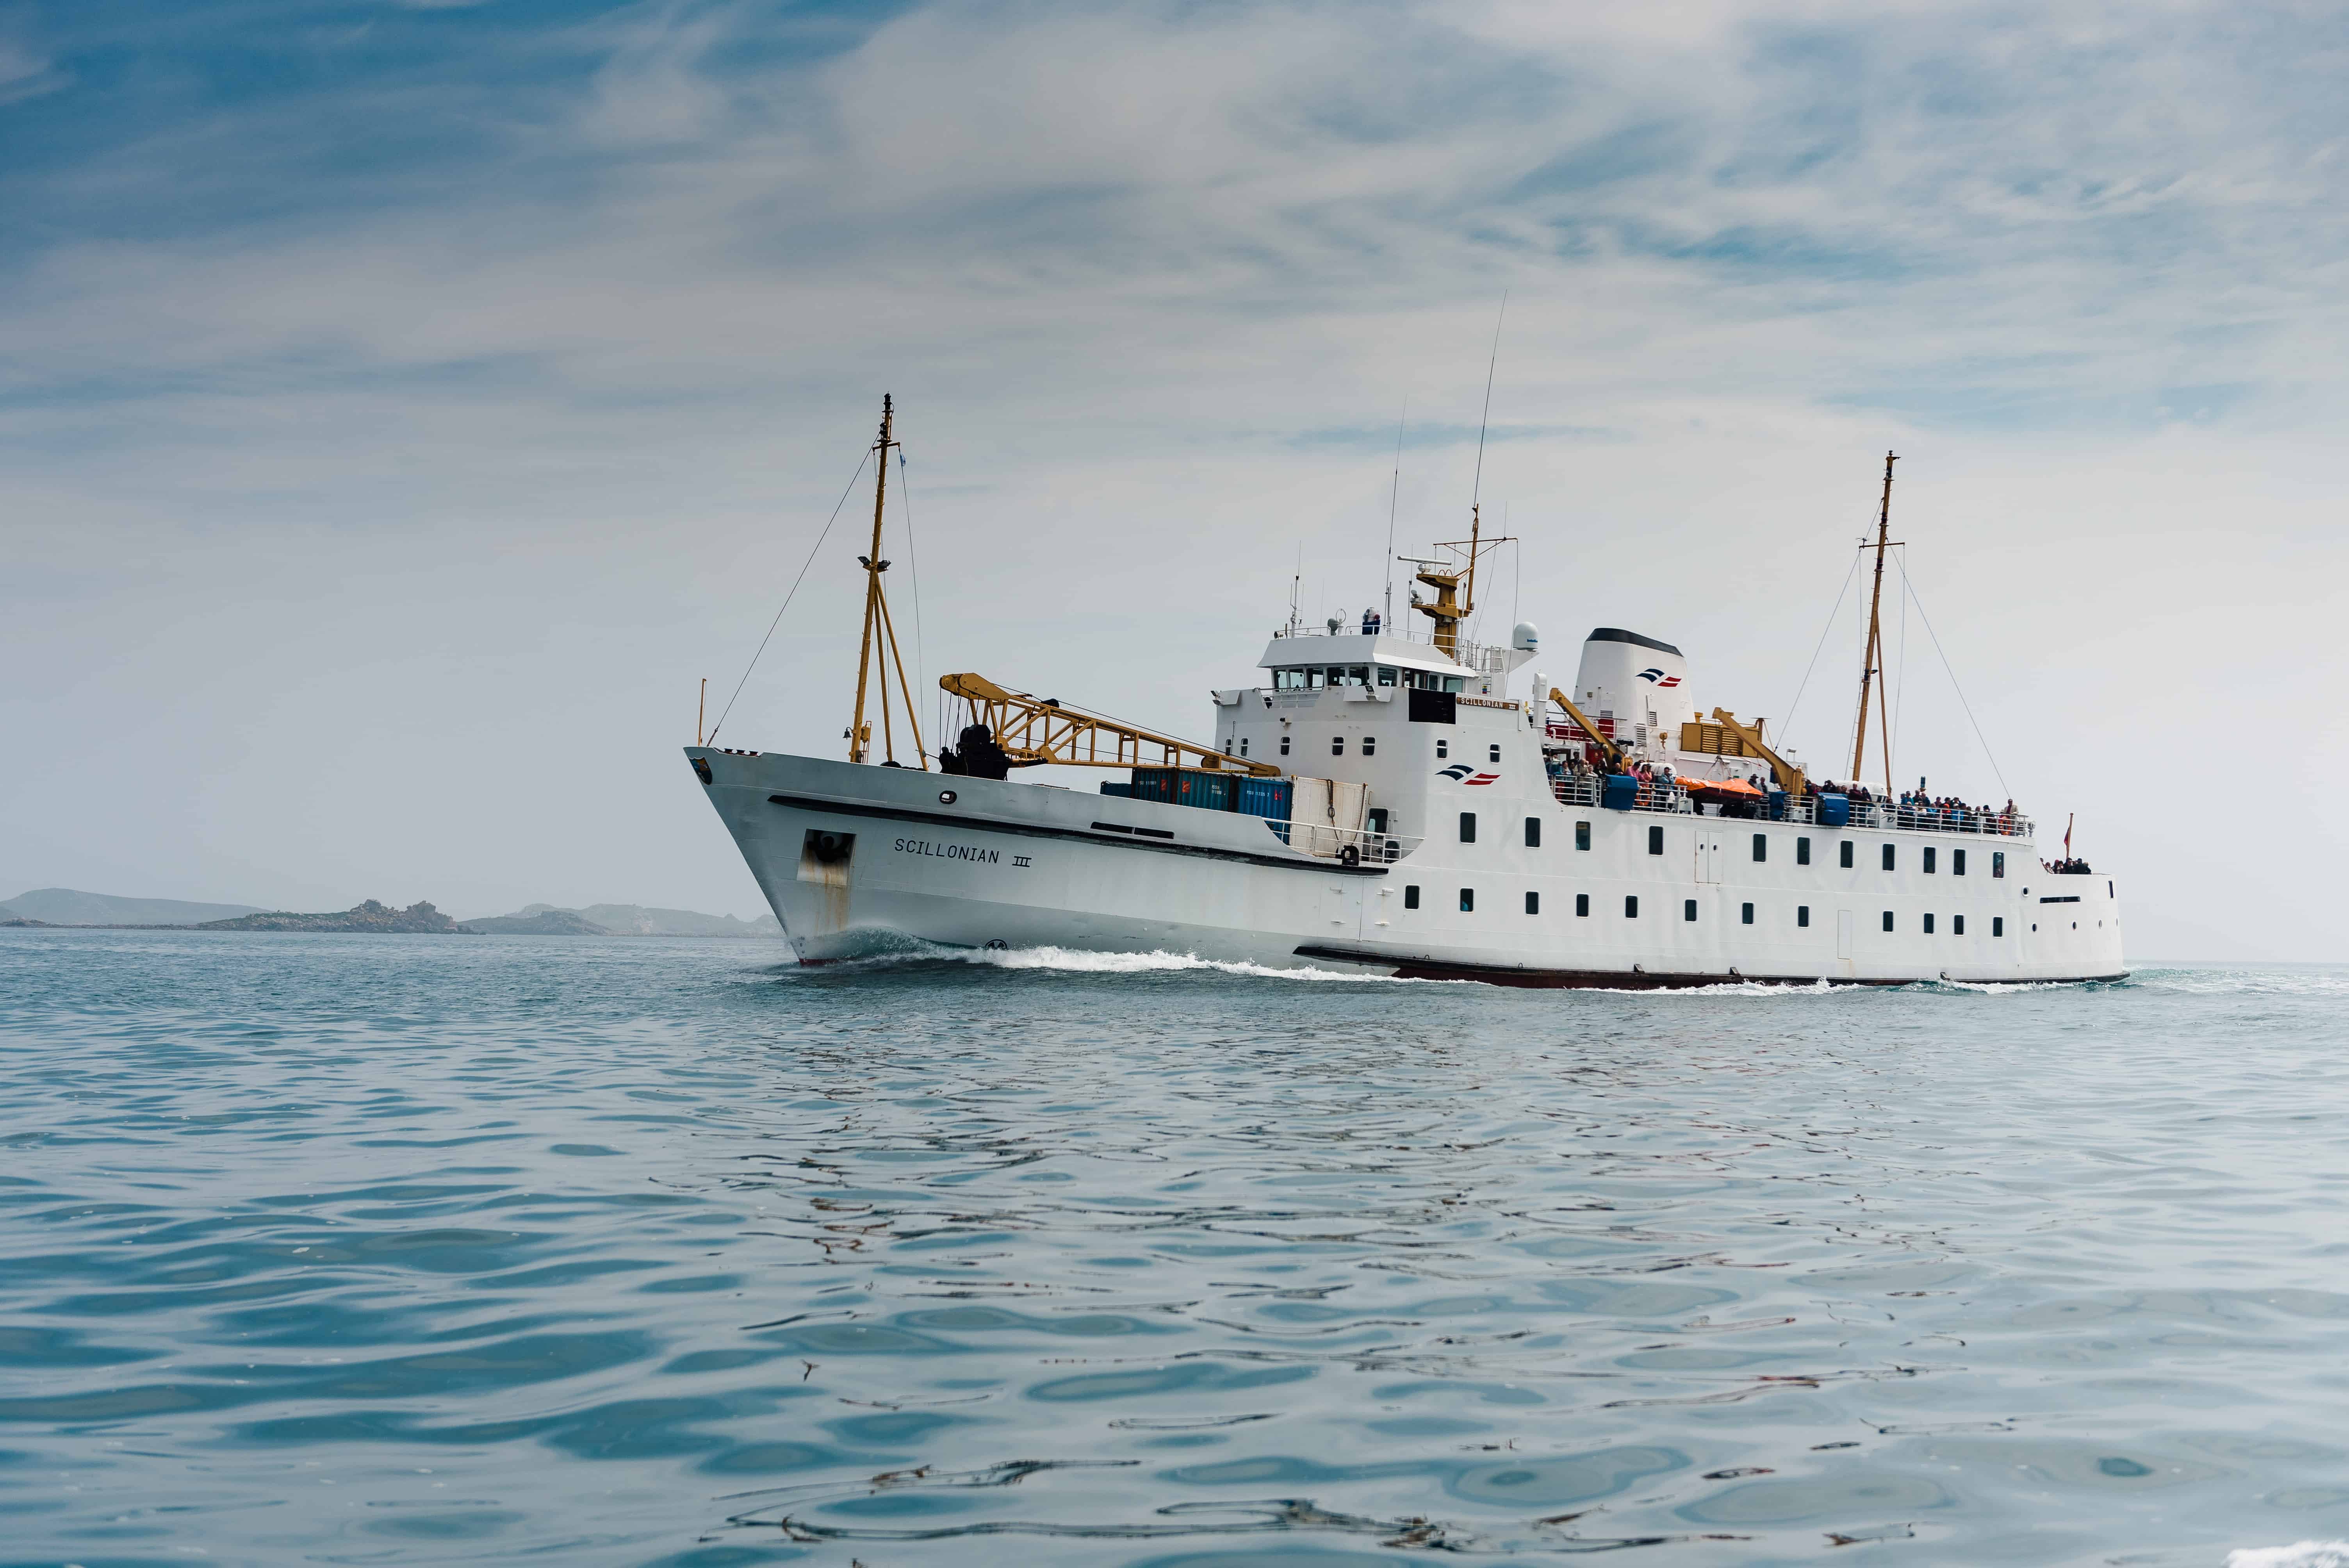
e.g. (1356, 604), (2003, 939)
(690, 416), (2122, 986)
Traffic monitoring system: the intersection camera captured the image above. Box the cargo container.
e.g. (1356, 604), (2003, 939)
(1098, 781), (1133, 797)
(1236, 775), (1294, 842)
(1128, 768), (1239, 812)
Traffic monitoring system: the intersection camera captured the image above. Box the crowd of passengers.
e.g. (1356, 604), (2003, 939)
(1542, 750), (2027, 834)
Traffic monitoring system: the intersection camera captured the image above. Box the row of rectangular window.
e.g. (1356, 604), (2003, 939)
(1272, 665), (1463, 692)
(1402, 885), (2005, 937)
(1471, 818), (2008, 881)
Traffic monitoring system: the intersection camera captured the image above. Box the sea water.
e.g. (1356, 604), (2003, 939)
(4, 929), (2349, 1568)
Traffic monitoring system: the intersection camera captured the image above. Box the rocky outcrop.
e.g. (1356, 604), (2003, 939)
(458, 909), (610, 936)
(199, 900), (466, 934)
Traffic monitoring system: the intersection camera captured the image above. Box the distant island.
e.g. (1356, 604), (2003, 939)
(202, 900), (465, 934)
(457, 903), (782, 937)
(2, 887), (782, 937)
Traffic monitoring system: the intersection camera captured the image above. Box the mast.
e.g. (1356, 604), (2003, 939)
(845, 395), (927, 768)
(1850, 450), (1898, 783)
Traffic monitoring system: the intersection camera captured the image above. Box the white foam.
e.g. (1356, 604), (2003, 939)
(2227, 1544), (2349, 1568)
(945, 945), (1449, 983)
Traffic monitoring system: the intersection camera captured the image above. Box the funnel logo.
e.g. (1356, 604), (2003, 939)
(1438, 765), (1501, 786)
(1636, 667), (1682, 688)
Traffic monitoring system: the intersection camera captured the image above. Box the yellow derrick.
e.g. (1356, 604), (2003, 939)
(1547, 687), (1626, 775)
(940, 674), (1281, 777)
(1708, 708), (1807, 798)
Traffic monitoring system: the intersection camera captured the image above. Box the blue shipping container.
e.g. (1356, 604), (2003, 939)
(1099, 781), (1132, 797)
(1236, 775), (1294, 843)
(1173, 770), (1236, 812)
(1128, 768), (1176, 804)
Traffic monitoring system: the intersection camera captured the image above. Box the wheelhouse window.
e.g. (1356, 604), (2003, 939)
(1348, 666), (1369, 686)
(1376, 666), (1396, 686)
(1307, 668), (1325, 689)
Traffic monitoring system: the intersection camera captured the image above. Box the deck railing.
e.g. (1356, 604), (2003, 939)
(1262, 820), (1421, 864)
(1545, 774), (2033, 839)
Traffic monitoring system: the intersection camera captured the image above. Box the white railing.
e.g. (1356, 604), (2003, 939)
(1262, 820), (1421, 864)
(1269, 621), (1511, 674)
(1544, 773), (2033, 838)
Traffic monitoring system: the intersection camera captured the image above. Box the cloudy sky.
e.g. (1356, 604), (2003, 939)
(6, 0), (2345, 954)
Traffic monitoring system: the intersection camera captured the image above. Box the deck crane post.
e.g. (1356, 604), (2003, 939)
(939, 674), (1281, 777)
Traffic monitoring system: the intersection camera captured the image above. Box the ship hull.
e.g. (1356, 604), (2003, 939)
(692, 748), (2127, 986)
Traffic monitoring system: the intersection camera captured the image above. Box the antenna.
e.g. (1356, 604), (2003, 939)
(1470, 291), (1507, 517)
(1383, 397), (1405, 631)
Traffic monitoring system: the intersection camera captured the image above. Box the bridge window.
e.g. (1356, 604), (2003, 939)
(1953, 848), (1966, 876)
(1648, 825), (1664, 855)
(1376, 666), (1396, 686)
(1923, 846), (1937, 874)
(1351, 666), (1370, 685)
(1576, 821), (1591, 851)
(1403, 885), (1420, 909)
(1841, 841), (1854, 869)
(1684, 899), (1698, 922)
(1307, 668), (1325, 689)
(1625, 895), (1640, 918)
(1524, 817), (1540, 848)
(1459, 887), (1474, 912)
(1444, 677), (1465, 693)
(1797, 837), (1812, 865)
(1741, 902), (1754, 925)
(1882, 911), (1895, 932)
(1953, 914), (1966, 935)
(1459, 812), (1476, 843)
(1331, 736), (1344, 756)
(1798, 905), (1810, 927)
(1362, 734), (1376, 757)
(1752, 834), (1767, 863)
(1525, 891), (1539, 915)
(1576, 893), (1590, 916)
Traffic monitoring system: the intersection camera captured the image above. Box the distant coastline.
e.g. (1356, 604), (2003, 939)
(1, 888), (783, 937)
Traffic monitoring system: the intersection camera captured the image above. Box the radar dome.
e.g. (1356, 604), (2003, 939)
(1511, 622), (1540, 652)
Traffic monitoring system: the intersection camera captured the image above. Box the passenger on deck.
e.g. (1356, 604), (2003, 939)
(1361, 609), (1381, 636)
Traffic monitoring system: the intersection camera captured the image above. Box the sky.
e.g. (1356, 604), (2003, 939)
(5, 0), (2347, 955)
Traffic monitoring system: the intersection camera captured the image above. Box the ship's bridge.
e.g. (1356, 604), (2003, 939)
(1256, 627), (1532, 695)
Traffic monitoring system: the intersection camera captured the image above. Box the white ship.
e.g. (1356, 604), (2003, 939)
(691, 401), (2124, 986)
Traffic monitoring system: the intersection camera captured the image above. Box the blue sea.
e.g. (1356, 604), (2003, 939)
(6, 929), (2349, 1568)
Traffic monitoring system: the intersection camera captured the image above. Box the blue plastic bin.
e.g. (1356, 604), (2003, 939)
(1601, 774), (1638, 812)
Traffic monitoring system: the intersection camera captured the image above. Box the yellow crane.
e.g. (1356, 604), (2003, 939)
(939, 674), (1280, 777)
(1709, 708), (1807, 797)
(1545, 686), (1627, 775)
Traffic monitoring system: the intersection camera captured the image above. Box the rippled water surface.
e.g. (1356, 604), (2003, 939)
(6, 931), (2349, 1567)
